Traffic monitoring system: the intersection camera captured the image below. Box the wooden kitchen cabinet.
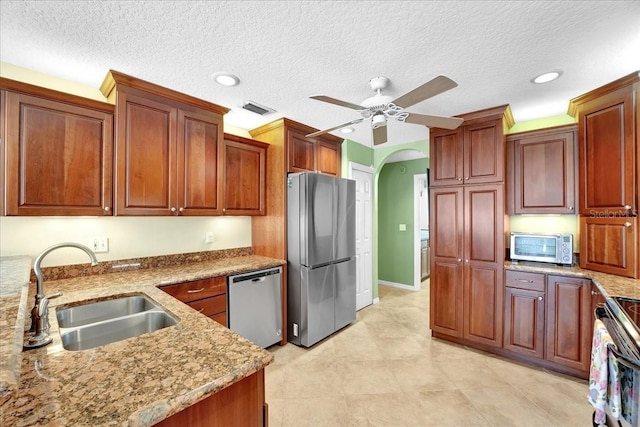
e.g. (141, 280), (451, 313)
(570, 72), (638, 216)
(287, 126), (341, 176)
(503, 270), (546, 359)
(222, 134), (267, 216)
(545, 274), (592, 373)
(160, 276), (227, 326)
(100, 70), (228, 216)
(569, 72), (640, 278)
(429, 184), (505, 347)
(506, 125), (577, 214)
(1, 78), (114, 216)
(429, 105), (511, 349)
(580, 216), (637, 278)
(430, 105), (513, 187)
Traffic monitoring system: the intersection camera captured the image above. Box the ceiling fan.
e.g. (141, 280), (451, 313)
(307, 75), (464, 145)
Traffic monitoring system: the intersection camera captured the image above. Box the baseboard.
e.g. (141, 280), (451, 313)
(372, 297), (380, 305)
(378, 280), (419, 292)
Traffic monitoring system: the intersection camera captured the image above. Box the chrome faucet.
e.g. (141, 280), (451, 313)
(24, 242), (98, 349)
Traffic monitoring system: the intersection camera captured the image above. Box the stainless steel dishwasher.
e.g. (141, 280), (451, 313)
(227, 267), (282, 348)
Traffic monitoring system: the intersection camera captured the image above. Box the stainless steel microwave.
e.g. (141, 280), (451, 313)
(509, 232), (573, 265)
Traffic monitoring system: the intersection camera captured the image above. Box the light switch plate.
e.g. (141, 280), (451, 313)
(399, 224), (407, 231)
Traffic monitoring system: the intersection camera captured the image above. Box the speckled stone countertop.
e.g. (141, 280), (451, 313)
(505, 261), (640, 299)
(1, 254), (285, 426)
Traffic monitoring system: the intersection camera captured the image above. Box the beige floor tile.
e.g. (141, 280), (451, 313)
(281, 396), (350, 427)
(266, 283), (594, 427)
(460, 386), (556, 426)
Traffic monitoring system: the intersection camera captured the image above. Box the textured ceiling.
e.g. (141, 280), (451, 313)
(1, 1), (639, 148)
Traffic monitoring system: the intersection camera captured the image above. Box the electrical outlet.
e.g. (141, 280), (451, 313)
(205, 232), (215, 244)
(91, 236), (109, 253)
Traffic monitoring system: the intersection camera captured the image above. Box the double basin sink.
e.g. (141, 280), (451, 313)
(56, 294), (178, 351)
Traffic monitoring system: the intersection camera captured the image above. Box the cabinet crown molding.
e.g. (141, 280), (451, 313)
(100, 70), (230, 116)
(249, 117), (343, 144)
(567, 70), (640, 118)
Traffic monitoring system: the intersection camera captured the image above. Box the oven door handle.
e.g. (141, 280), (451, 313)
(595, 306), (640, 371)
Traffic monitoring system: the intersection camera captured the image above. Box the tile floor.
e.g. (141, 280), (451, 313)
(265, 282), (594, 426)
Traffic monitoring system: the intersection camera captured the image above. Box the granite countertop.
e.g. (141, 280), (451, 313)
(505, 261), (640, 300)
(0, 254), (285, 426)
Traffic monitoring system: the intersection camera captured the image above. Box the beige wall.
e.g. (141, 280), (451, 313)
(0, 62), (253, 267)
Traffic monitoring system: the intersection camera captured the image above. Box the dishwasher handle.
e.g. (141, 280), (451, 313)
(230, 267), (281, 283)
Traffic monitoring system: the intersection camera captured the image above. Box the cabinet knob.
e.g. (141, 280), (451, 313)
(170, 207), (177, 213)
(568, 206), (573, 211)
(179, 207), (184, 213)
(538, 296), (543, 301)
(457, 178), (462, 181)
(465, 259), (469, 263)
(624, 222), (632, 228)
(457, 258), (462, 262)
(591, 290), (598, 296)
(104, 206), (111, 212)
(465, 177), (469, 180)
(624, 205), (631, 210)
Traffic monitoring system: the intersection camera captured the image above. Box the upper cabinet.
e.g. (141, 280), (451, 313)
(506, 125), (577, 214)
(569, 72), (638, 216)
(430, 105), (514, 187)
(1, 78), (114, 216)
(569, 71), (639, 278)
(222, 134), (267, 216)
(286, 126), (342, 176)
(100, 70), (229, 216)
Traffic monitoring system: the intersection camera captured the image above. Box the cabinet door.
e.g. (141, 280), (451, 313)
(315, 138), (341, 176)
(4, 92), (113, 215)
(463, 119), (504, 184)
(546, 275), (591, 373)
(504, 287), (545, 359)
(115, 91), (177, 215)
(176, 109), (222, 216)
(511, 129), (576, 214)
(430, 129), (463, 187)
(462, 185), (504, 347)
(223, 137), (266, 215)
(287, 129), (315, 173)
(578, 86), (636, 215)
(429, 187), (464, 337)
(580, 216), (637, 278)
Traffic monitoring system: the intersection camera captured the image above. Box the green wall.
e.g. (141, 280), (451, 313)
(378, 158), (428, 285)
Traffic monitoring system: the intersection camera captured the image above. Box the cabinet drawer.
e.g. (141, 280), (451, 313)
(161, 276), (226, 303)
(210, 312), (227, 327)
(505, 270), (545, 291)
(187, 295), (226, 317)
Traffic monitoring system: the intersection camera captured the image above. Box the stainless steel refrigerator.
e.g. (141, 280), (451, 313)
(287, 172), (356, 347)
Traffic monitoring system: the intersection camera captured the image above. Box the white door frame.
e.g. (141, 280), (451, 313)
(350, 161), (374, 310)
(413, 174), (427, 290)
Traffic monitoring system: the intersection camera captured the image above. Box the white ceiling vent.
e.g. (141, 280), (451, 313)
(241, 100), (276, 116)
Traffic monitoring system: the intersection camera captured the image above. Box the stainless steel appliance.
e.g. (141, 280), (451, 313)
(287, 172), (356, 347)
(510, 232), (573, 265)
(593, 296), (640, 427)
(227, 267), (282, 348)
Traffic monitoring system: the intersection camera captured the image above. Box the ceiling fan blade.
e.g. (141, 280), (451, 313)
(392, 75), (458, 109)
(372, 125), (387, 145)
(310, 95), (363, 110)
(306, 118), (364, 138)
(405, 113), (464, 130)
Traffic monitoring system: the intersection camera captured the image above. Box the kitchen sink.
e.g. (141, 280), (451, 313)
(56, 294), (178, 351)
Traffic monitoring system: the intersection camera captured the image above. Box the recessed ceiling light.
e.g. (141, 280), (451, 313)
(531, 70), (562, 84)
(213, 72), (240, 87)
(339, 127), (354, 134)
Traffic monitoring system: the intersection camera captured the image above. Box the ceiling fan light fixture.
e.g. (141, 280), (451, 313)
(531, 70), (562, 84)
(371, 113), (387, 129)
(213, 72), (240, 86)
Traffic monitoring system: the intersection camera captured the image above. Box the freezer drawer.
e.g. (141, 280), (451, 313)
(228, 267), (282, 348)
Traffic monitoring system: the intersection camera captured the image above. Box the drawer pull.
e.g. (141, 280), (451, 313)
(517, 279), (534, 283)
(187, 287), (206, 293)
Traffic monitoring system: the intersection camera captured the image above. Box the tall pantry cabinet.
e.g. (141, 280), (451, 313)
(569, 71), (639, 278)
(429, 105), (513, 348)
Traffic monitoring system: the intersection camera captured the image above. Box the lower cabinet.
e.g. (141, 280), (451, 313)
(154, 368), (266, 427)
(503, 270), (592, 376)
(160, 276), (227, 326)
